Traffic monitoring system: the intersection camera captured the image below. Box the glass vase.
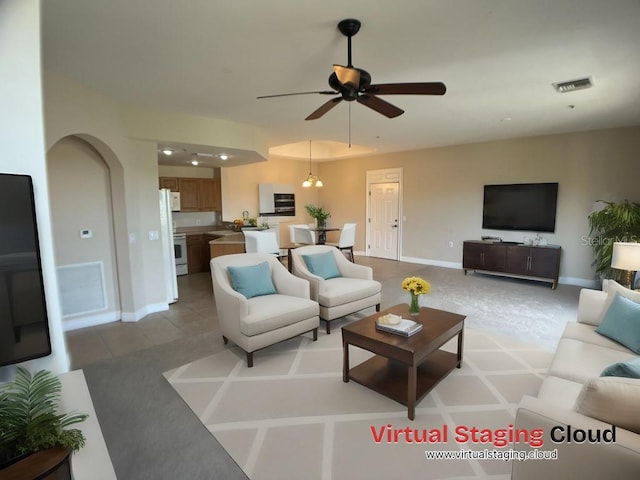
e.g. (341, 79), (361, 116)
(409, 293), (420, 316)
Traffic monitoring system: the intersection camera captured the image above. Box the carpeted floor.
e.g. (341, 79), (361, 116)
(164, 325), (555, 480)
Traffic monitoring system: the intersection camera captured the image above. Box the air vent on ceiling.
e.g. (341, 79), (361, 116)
(552, 77), (593, 93)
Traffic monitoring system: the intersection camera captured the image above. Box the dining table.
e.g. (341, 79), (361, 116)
(308, 226), (341, 245)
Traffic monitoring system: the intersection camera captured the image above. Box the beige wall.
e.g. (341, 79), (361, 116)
(48, 137), (120, 320)
(221, 157), (324, 242)
(313, 127), (640, 285)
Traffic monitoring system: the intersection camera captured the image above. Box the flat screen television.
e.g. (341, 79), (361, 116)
(0, 173), (51, 367)
(482, 182), (559, 233)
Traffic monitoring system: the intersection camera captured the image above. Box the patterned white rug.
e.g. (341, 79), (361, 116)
(164, 314), (555, 480)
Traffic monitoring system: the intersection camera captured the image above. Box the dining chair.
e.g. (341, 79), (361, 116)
(288, 224), (316, 245)
(243, 230), (281, 258)
(327, 222), (356, 262)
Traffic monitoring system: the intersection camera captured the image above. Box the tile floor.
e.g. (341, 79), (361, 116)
(65, 256), (391, 370)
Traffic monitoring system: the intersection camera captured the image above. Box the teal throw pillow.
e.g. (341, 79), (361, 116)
(302, 251), (341, 280)
(601, 357), (640, 379)
(227, 262), (276, 299)
(596, 293), (640, 354)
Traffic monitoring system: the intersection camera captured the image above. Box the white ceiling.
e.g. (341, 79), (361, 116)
(42, 0), (640, 167)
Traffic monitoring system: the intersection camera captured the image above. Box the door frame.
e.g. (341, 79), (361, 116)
(365, 168), (403, 260)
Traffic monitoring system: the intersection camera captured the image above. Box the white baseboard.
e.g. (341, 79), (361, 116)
(62, 303), (171, 330)
(400, 256), (462, 270)
(121, 302), (169, 322)
(63, 311), (120, 332)
(398, 255), (597, 288)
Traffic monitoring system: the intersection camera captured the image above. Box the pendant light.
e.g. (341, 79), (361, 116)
(302, 140), (323, 188)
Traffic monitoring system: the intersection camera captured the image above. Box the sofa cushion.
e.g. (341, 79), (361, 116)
(601, 357), (640, 379)
(575, 376), (640, 434)
(241, 294), (319, 336)
(302, 251), (341, 280)
(318, 277), (381, 307)
(562, 321), (636, 353)
(227, 262), (276, 299)
(537, 375), (585, 410)
(547, 338), (637, 384)
(596, 280), (640, 324)
(596, 293), (640, 354)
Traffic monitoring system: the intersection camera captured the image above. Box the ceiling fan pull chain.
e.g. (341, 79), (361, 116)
(349, 103), (352, 148)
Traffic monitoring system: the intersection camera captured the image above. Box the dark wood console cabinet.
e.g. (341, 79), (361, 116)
(463, 240), (561, 289)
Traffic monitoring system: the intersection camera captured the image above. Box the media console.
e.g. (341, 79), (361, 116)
(462, 240), (561, 289)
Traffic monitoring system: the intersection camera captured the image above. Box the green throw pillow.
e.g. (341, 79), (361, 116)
(596, 293), (640, 354)
(227, 262), (277, 298)
(302, 251), (341, 280)
(601, 357), (640, 379)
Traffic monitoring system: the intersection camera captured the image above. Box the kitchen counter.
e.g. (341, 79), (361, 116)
(209, 232), (245, 258)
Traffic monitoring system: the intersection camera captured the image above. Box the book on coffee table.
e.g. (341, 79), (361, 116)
(375, 318), (423, 337)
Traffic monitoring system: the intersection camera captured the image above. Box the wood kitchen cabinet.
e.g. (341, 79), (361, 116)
(159, 177), (221, 212)
(463, 240), (561, 289)
(159, 177), (179, 191)
(187, 234), (204, 273)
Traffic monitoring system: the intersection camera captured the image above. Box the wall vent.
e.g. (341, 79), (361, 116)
(552, 77), (593, 93)
(57, 261), (107, 317)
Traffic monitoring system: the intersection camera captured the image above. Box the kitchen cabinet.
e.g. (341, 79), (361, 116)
(186, 234), (205, 273)
(463, 240), (561, 289)
(159, 177), (179, 191)
(159, 177), (221, 212)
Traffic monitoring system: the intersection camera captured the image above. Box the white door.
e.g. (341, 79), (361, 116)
(368, 182), (399, 260)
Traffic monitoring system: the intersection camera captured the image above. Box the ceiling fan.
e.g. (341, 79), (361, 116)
(257, 18), (446, 120)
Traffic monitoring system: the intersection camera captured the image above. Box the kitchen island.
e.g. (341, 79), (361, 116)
(209, 232), (245, 258)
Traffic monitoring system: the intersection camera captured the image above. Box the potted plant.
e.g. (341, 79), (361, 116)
(588, 200), (640, 282)
(304, 204), (331, 229)
(0, 367), (88, 469)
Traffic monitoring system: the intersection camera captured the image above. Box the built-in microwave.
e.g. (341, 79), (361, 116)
(273, 193), (295, 215)
(259, 183), (296, 216)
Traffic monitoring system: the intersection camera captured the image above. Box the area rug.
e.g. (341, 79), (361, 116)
(164, 317), (554, 480)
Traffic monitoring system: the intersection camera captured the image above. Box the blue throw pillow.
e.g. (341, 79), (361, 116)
(227, 262), (276, 299)
(601, 357), (640, 378)
(596, 293), (640, 354)
(302, 251), (341, 280)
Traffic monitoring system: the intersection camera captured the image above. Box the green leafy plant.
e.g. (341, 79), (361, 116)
(0, 368), (88, 464)
(304, 204), (331, 226)
(588, 200), (640, 280)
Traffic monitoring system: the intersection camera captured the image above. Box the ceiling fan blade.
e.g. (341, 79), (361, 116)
(333, 65), (360, 87)
(257, 90), (336, 99)
(364, 82), (447, 96)
(356, 95), (404, 118)
(305, 97), (343, 120)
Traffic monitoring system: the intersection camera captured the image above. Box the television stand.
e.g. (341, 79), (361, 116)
(462, 240), (561, 289)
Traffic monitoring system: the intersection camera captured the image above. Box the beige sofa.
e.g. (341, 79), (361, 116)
(513, 281), (640, 479)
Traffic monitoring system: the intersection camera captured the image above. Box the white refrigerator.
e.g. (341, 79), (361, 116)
(159, 189), (179, 304)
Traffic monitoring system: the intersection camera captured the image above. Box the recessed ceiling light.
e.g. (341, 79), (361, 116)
(191, 160), (199, 166)
(160, 148), (174, 156)
(219, 154), (229, 161)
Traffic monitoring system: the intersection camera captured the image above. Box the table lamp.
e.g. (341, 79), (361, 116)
(611, 242), (640, 290)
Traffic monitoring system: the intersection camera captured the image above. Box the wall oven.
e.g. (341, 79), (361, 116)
(173, 234), (188, 275)
(273, 193), (296, 215)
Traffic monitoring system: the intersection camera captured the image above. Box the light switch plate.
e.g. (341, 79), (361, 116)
(148, 230), (159, 241)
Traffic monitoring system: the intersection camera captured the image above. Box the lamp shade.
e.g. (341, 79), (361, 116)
(611, 242), (640, 270)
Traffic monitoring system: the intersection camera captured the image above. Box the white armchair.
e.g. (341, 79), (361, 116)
(288, 224), (316, 245)
(290, 245), (381, 334)
(210, 253), (319, 367)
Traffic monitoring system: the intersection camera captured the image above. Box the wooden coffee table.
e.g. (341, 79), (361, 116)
(342, 304), (465, 420)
